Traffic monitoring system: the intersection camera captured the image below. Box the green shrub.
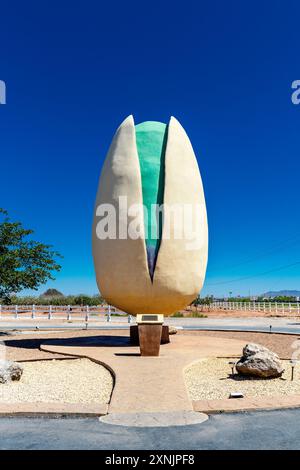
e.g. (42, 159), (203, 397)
(171, 312), (184, 317)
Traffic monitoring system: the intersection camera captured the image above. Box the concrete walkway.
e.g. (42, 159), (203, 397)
(100, 411), (208, 427)
(40, 334), (245, 415)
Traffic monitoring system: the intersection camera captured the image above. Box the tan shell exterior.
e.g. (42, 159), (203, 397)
(92, 115), (208, 315)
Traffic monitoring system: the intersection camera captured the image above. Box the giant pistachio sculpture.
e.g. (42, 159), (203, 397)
(92, 116), (208, 315)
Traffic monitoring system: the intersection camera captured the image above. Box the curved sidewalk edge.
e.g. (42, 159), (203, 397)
(193, 394), (300, 414)
(0, 402), (108, 417)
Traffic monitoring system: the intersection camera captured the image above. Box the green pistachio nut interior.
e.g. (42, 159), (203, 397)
(135, 121), (168, 279)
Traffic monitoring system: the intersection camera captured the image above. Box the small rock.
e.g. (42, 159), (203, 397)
(0, 360), (23, 384)
(168, 326), (178, 335)
(236, 343), (284, 378)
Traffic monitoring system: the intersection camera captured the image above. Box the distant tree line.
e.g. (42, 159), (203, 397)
(261, 296), (299, 302)
(226, 296), (299, 302)
(3, 294), (106, 306)
(190, 295), (300, 305)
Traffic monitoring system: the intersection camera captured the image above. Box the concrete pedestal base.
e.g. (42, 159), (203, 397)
(130, 324), (169, 345)
(138, 324), (162, 357)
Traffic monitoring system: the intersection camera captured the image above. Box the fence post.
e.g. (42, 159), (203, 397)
(31, 304), (35, 319)
(67, 305), (71, 321)
(85, 305), (89, 322)
(275, 302), (278, 314)
(107, 305), (111, 322)
(282, 303), (284, 315)
(14, 305), (18, 319)
(289, 302), (292, 314)
(48, 305), (52, 320)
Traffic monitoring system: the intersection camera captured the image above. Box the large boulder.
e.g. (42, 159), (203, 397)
(236, 343), (284, 378)
(168, 326), (178, 335)
(0, 360), (23, 384)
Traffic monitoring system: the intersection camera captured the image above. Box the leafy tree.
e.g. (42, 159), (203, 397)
(0, 209), (62, 303)
(73, 294), (95, 306)
(191, 295), (213, 311)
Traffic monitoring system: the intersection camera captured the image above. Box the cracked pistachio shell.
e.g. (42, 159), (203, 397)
(92, 115), (208, 315)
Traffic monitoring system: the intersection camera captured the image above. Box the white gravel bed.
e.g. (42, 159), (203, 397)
(185, 358), (300, 400)
(0, 359), (113, 404)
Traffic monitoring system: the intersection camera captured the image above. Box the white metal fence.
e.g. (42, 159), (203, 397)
(0, 304), (132, 322)
(212, 301), (300, 315)
(2, 302), (300, 320)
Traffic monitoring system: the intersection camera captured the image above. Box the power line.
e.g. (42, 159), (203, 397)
(208, 233), (300, 271)
(206, 261), (300, 286)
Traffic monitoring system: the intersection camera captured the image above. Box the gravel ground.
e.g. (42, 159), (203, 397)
(185, 358), (300, 400)
(0, 358), (113, 404)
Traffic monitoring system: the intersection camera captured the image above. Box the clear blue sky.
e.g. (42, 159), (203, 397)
(1, 1), (300, 297)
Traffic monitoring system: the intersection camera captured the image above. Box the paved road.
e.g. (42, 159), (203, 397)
(1, 316), (300, 334)
(0, 409), (299, 449)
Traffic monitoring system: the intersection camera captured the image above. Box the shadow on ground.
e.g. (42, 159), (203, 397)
(4, 335), (132, 352)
